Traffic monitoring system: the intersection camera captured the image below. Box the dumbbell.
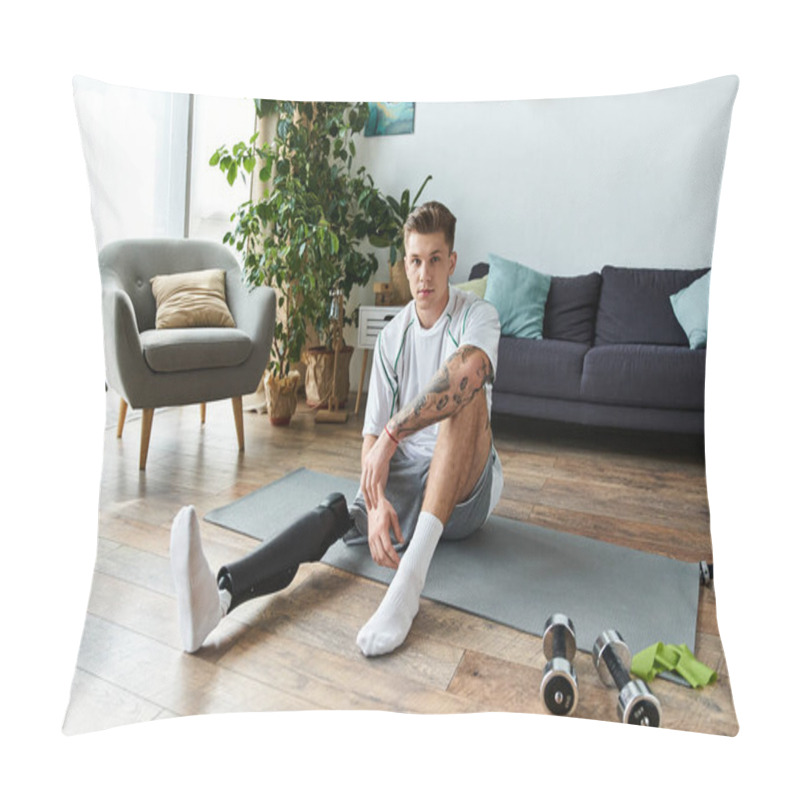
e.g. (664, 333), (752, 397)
(540, 613), (578, 716)
(593, 629), (661, 727)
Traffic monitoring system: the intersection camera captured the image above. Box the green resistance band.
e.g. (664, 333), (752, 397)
(632, 643), (717, 688)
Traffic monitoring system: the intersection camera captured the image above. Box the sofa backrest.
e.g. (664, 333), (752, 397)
(469, 261), (710, 348)
(594, 265), (710, 347)
(543, 273), (602, 345)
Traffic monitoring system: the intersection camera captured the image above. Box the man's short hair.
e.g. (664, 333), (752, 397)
(404, 201), (457, 253)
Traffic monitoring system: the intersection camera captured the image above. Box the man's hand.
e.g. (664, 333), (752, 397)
(360, 430), (404, 568)
(367, 491), (405, 569)
(360, 429), (397, 511)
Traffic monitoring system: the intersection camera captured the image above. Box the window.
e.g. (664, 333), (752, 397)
(73, 76), (190, 251)
(187, 93), (256, 245)
(73, 77), (256, 255)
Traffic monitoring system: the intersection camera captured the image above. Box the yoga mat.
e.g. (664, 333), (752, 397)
(205, 468), (700, 661)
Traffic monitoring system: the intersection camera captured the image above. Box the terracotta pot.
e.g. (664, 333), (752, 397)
(303, 345), (354, 409)
(265, 370), (300, 425)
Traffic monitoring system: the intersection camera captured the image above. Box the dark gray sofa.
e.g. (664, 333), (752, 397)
(470, 263), (710, 435)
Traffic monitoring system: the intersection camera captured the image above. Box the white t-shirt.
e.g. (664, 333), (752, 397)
(363, 286), (503, 505)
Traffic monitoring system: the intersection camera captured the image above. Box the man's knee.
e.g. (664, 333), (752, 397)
(439, 388), (490, 439)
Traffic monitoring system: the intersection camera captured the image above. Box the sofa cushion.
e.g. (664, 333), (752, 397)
(484, 254), (552, 339)
(470, 262), (600, 345)
(670, 272), (710, 349)
(580, 344), (706, 410)
(140, 327), (253, 373)
(151, 268), (236, 330)
(494, 337), (588, 401)
(469, 262), (490, 281)
(594, 266), (710, 347)
(454, 275), (488, 298)
(543, 272), (602, 345)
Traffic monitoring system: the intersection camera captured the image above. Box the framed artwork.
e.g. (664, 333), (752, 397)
(365, 102), (415, 136)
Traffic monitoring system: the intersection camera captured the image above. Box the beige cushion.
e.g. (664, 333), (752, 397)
(454, 275), (488, 298)
(151, 269), (236, 329)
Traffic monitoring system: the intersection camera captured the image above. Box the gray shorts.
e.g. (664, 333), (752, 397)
(345, 445), (497, 549)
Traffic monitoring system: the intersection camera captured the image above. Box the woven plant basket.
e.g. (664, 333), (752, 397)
(303, 346), (354, 409)
(265, 370), (301, 426)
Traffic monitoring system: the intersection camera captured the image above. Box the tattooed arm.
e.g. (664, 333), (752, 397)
(389, 344), (495, 440)
(360, 344), (495, 519)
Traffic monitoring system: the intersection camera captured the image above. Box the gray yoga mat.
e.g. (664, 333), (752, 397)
(205, 468), (700, 660)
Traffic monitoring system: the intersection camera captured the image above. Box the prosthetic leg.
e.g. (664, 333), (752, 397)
(171, 492), (353, 652)
(217, 492), (352, 612)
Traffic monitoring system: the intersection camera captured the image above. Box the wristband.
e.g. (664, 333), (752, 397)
(384, 424), (400, 445)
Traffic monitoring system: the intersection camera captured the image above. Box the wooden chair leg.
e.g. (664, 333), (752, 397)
(117, 398), (128, 438)
(200, 403), (206, 424)
(231, 396), (244, 452)
(139, 408), (154, 470)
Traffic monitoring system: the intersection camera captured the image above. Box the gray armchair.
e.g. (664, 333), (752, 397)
(99, 238), (276, 469)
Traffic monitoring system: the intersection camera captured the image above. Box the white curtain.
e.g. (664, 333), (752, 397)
(73, 76), (255, 254)
(73, 76), (190, 251)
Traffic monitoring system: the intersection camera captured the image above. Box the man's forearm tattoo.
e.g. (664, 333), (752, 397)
(389, 345), (495, 438)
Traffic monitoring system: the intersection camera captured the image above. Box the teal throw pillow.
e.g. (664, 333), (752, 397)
(454, 275), (488, 298)
(484, 254), (552, 339)
(670, 271), (710, 349)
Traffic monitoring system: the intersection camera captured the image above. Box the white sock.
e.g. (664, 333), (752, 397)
(357, 511), (444, 657)
(170, 505), (226, 653)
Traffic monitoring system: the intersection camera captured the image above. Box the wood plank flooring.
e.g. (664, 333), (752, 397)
(62, 389), (738, 736)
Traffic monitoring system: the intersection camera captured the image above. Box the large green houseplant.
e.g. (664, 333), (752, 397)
(212, 100), (384, 421)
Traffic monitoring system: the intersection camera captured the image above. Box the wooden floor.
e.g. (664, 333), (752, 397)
(62, 389), (738, 736)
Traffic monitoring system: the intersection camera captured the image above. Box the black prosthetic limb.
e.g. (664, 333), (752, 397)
(217, 492), (352, 612)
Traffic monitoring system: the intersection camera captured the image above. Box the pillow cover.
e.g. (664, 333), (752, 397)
(670, 271), (711, 349)
(454, 275), (488, 298)
(69, 75), (741, 739)
(151, 268), (236, 329)
(484, 254), (551, 339)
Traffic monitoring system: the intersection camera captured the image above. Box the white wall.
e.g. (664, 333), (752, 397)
(353, 78), (736, 293)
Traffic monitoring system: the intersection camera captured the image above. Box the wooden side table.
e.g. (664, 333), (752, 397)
(355, 305), (403, 414)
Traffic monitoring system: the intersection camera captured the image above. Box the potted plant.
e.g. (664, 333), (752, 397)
(212, 100), (385, 422)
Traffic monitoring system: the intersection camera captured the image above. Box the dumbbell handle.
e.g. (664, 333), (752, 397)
(602, 644), (631, 690)
(551, 625), (567, 659)
(543, 613), (576, 662)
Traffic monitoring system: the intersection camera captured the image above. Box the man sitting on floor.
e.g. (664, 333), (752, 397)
(170, 200), (503, 657)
